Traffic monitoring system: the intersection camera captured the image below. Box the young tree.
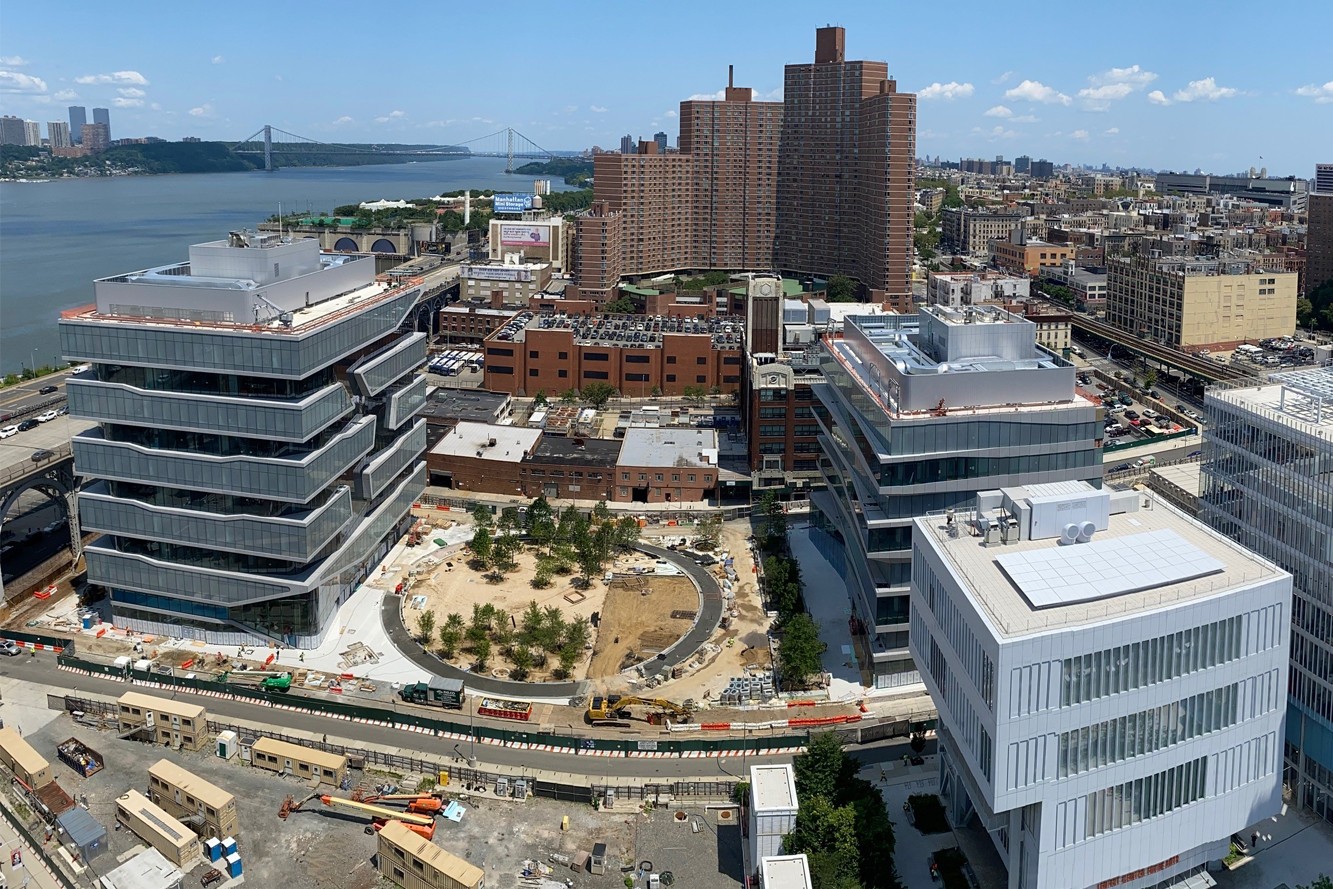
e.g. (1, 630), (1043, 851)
(682, 385), (707, 405)
(472, 637), (492, 672)
(760, 490), (787, 549)
(438, 613), (464, 658)
(510, 645), (534, 680)
(556, 643), (579, 679)
(469, 503), (493, 529)
(793, 732), (855, 802)
(520, 600), (544, 648)
(416, 609), (436, 644)
(778, 613), (826, 689)
(581, 381), (618, 408)
(539, 606), (568, 655)
(591, 500), (611, 524)
(467, 526), (493, 571)
(559, 388), (579, 404)
(565, 615), (591, 652)
(613, 515), (642, 550)
(533, 390), (549, 408)
(783, 795), (861, 889)
(497, 506), (522, 535)
(526, 495), (556, 551)
(531, 566), (553, 589)
(491, 534), (519, 574)
(694, 513), (723, 551)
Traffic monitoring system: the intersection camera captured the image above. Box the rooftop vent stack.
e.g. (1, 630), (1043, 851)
(1059, 523), (1079, 546)
(1076, 520), (1096, 544)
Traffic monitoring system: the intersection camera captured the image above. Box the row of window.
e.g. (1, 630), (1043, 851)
(879, 450), (1100, 488)
(1079, 757), (1208, 844)
(1059, 682), (1244, 778)
(915, 552), (995, 710)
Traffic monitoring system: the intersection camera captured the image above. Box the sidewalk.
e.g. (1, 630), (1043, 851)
(0, 814), (66, 889)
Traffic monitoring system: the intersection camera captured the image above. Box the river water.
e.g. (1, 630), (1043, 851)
(0, 156), (559, 375)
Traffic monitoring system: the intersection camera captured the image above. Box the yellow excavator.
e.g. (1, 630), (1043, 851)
(585, 694), (693, 725)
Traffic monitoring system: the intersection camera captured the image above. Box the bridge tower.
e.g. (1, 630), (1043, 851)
(506, 128), (514, 174)
(264, 124), (273, 172)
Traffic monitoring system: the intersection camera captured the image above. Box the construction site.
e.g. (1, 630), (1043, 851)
(8, 701), (743, 889)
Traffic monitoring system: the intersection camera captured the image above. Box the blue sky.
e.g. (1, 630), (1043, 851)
(2, 1), (1329, 176)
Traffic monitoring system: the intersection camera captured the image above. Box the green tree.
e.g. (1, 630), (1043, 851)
(470, 503), (493, 529)
(472, 636), (492, 671)
(565, 616), (591, 652)
(559, 388), (579, 404)
(416, 609), (436, 643)
(491, 534), (519, 574)
(605, 295), (636, 314)
(533, 390), (549, 408)
(613, 515), (642, 550)
(1143, 369), (1158, 390)
(682, 385), (707, 404)
(497, 506), (522, 535)
(793, 732), (853, 802)
(784, 795), (862, 889)
(695, 513), (723, 551)
(539, 606), (567, 655)
(760, 491), (787, 549)
(779, 613), (826, 689)
(520, 600), (545, 648)
(581, 381), (618, 408)
(438, 613), (464, 658)
(531, 567), (553, 589)
(510, 645), (534, 680)
(826, 275), (857, 303)
(467, 526), (493, 571)
(1297, 877), (1333, 889)
(556, 644), (579, 678)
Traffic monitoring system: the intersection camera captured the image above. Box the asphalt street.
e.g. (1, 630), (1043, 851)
(3, 653), (930, 779)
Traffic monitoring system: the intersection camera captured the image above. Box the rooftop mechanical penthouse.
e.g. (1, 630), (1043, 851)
(60, 231), (428, 647)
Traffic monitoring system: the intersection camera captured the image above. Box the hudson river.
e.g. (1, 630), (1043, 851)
(0, 156), (560, 375)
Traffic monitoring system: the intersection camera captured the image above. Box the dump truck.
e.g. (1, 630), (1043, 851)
(398, 677), (465, 709)
(585, 695), (693, 725)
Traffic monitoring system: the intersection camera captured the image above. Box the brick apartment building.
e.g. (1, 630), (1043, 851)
(575, 28), (916, 311)
(482, 313), (745, 398)
(774, 27), (916, 311)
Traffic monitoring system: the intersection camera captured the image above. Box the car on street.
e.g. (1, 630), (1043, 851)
(16, 419), (39, 432)
(1123, 410), (1140, 420)
(35, 410), (58, 423)
(38, 385), (58, 395)
(30, 449), (54, 462)
(0, 425), (16, 439)
(0, 640), (21, 657)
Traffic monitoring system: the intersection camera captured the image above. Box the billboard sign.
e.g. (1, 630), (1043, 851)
(492, 193), (534, 214)
(500, 224), (551, 248)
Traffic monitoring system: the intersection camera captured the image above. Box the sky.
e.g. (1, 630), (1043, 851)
(1, 0), (1329, 177)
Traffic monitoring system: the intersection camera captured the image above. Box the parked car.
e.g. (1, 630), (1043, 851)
(0, 425), (16, 439)
(16, 419), (38, 431)
(1123, 410), (1140, 420)
(1142, 408), (1159, 419)
(38, 385), (58, 395)
(0, 640), (21, 657)
(35, 410), (58, 423)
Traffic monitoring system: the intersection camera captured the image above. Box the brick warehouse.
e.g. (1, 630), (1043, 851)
(482, 312), (745, 398)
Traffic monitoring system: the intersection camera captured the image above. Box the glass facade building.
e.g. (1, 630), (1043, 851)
(812, 306), (1103, 687)
(60, 232), (427, 647)
(1201, 367), (1333, 824)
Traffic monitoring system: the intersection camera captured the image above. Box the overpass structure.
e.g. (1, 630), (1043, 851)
(1069, 314), (1257, 384)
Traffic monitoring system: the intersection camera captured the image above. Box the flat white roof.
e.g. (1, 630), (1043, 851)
(99, 847), (184, 889)
(617, 427), (718, 468)
(749, 764), (798, 813)
(917, 495), (1284, 637)
(1209, 367), (1333, 434)
(430, 421), (542, 464)
(761, 855), (813, 889)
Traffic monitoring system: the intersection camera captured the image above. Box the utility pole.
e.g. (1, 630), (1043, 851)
(263, 124), (273, 172)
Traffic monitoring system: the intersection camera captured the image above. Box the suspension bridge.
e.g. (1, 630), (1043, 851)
(230, 125), (557, 173)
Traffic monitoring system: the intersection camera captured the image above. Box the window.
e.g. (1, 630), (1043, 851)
(625, 354), (649, 364)
(583, 370), (609, 380)
(666, 374), (677, 382)
(656, 473), (664, 481)
(723, 356), (741, 365)
(558, 369), (568, 378)
(626, 373), (649, 382)
(558, 351), (569, 360)
(696, 356), (707, 365)
(696, 375), (707, 383)
(529, 350), (540, 359)
(529, 369), (539, 377)
(667, 356), (677, 364)
(586, 352), (609, 362)
(489, 365), (514, 375)
(487, 346), (514, 357)
(723, 374), (740, 384)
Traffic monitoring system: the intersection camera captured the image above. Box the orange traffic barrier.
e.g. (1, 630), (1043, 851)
(786, 700), (816, 708)
(700, 722), (731, 731)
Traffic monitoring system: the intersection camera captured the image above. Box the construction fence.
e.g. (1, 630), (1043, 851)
(55, 653), (934, 760)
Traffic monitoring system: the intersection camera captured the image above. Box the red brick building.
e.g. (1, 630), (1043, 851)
(482, 313), (745, 398)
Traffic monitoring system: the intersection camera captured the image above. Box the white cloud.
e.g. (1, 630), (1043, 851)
(1147, 90), (1171, 106)
(74, 70), (148, 86)
(756, 87), (784, 101)
(0, 70), (47, 92)
(117, 87), (145, 98)
(561, 105), (578, 114)
(984, 105), (1013, 118)
(150, 102), (162, 111)
(972, 125), (1017, 140)
(1071, 129), (1090, 140)
(1171, 77), (1238, 102)
(0, 55), (28, 66)
(1104, 126), (1120, 135)
(590, 105), (608, 113)
(1079, 83), (1135, 102)
(1295, 81), (1333, 104)
(1089, 65), (1157, 88)
(992, 70), (1015, 85)
(1011, 114), (1038, 123)
(373, 110), (407, 123)
(188, 103), (214, 117)
(52, 88), (77, 101)
(112, 97), (143, 108)
(665, 110), (677, 118)
(687, 89), (725, 101)
(333, 116), (353, 125)
(211, 55), (224, 64)
(918, 81), (974, 100)
(1004, 79), (1071, 105)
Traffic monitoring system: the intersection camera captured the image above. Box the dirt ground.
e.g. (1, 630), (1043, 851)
(586, 576), (700, 682)
(409, 543), (703, 683)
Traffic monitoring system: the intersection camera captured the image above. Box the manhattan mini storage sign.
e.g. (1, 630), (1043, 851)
(500, 224), (550, 247)
(493, 193), (534, 213)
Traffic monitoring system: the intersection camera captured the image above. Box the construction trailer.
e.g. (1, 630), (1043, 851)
(117, 691), (209, 751)
(0, 725), (53, 787)
(148, 758), (240, 840)
(115, 788), (205, 871)
(249, 737), (348, 787)
(377, 819), (485, 889)
(56, 805), (108, 862)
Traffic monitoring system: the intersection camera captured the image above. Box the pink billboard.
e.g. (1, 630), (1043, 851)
(499, 224), (551, 248)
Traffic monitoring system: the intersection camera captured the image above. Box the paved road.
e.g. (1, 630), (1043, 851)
(6, 654), (926, 779)
(379, 543), (724, 699)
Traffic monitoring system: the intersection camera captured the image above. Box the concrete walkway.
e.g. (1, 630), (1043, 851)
(0, 813), (67, 889)
(1219, 798), (1333, 889)
(787, 526), (863, 701)
(856, 756), (956, 889)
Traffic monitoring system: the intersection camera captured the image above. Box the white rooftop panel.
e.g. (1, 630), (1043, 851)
(994, 529), (1226, 609)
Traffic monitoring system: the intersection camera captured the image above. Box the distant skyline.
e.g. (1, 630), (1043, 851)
(1, 0), (1329, 176)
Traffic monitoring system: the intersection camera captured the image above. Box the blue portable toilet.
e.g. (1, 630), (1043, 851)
(225, 853), (243, 878)
(221, 836), (237, 857)
(205, 838), (222, 862)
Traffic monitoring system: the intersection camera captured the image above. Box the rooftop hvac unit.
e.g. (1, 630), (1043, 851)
(1059, 524), (1080, 546)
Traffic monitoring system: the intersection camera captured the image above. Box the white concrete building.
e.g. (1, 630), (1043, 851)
(909, 481), (1291, 889)
(760, 855), (813, 889)
(928, 271), (1031, 307)
(748, 764), (799, 873)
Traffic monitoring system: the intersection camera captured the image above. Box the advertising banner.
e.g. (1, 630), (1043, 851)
(493, 193), (534, 213)
(500, 224), (551, 248)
